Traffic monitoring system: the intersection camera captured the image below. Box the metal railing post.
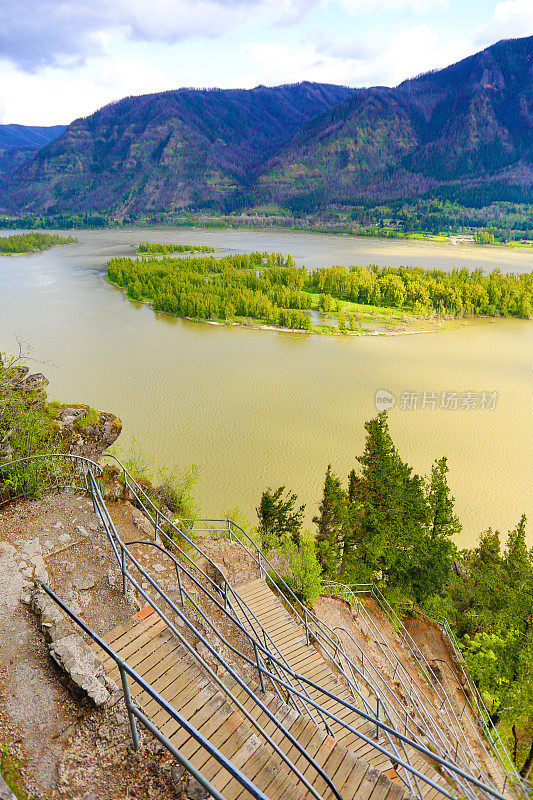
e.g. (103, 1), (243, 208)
(304, 609), (310, 646)
(176, 567), (184, 605)
(254, 642), (266, 693)
(118, 663), (140, 751)
(155, 509), (159, 541)
(121, 547), (127, 595)
(376, 698), (380, 742)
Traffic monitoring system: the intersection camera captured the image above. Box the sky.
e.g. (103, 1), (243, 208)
(0, 0), (532, 126)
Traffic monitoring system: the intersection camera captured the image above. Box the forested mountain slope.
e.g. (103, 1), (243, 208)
(0, 36), (531, 214)
(0, 124), (66, 181)
(257, 36), (533, 206)
(0, 83), (354, 214)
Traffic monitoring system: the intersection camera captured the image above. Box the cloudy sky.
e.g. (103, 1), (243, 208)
(0, 0), (531, 126)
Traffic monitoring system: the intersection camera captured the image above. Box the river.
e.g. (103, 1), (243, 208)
(0, 226), (531, 547)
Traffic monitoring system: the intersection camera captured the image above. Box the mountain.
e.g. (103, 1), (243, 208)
(0, 124), (66, 181)
(256, 36), (533, 206)
(0, 83), (354, 214)
(0, 36), (531, 215)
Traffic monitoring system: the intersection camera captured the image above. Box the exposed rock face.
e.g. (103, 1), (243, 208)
(49, 635), (111, 707)
(55, 407), (122, 461)
(0, 774), (17, 800)
(0, 354), (121, 466)
(30, 585), (116, 707)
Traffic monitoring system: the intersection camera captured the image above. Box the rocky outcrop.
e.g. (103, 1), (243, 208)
(0, 775), (17, 800)
(54, 407), (121, 461)
(0, 354), (121, 466)
(30, 585), (117, 707)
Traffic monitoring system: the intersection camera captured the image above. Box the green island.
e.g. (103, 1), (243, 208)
(137, 242), (215, 254)
(107, 249), (533, 333)
(0, 231), (76, 255)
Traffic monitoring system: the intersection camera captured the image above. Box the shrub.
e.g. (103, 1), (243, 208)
(273, 533), (322, 608)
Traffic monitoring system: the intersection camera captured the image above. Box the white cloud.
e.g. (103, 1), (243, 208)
(0, 56), (168, 126)
(250, 24), (474, 89)
(0, 0), (320, 72)
(336, 0), (448, 14)
(475, 0), (533, 45)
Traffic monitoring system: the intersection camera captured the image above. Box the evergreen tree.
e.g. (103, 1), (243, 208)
(257, 486), (304, 549)
(426, 457), (462, 540)
(313, 464), (348, 578)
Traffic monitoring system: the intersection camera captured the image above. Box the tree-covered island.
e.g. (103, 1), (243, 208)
(137, 242), (215, 254)
(0, 231), (76, 254)
(107, 250), (533, 333)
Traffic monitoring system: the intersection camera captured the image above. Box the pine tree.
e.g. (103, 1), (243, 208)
(426, 457), (462, 540)
(342, 412), (431, 595)
(257, 486), (304, 549)
(314, 464), (348, 578)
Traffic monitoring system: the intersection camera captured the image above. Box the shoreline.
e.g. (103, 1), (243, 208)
(2, 220), (533, 250)
(108, 280), (465, 338)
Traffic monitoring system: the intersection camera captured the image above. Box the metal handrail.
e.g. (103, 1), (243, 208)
(398, 603), (519, 775)
(97, 465), (519, 800)
(0, 453), (102, 505)
(8, 453), (521, 800)
(92, 467), (497, 800)
(35, 582), (268, 800)
(323, 583), (503, 788)
(101, 460), (433, 796)
(332, 582), (518, 786)
(89, 472), (340, 800)
(186, 519), (521, 800)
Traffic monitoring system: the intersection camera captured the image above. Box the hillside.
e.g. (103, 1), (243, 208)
(0, 36), (531, 214)
(0, 124), (65, 180)
(0, 83), (354, 215)
(257, 36), (533, 206)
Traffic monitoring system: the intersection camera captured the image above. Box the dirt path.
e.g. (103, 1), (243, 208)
(0, 492), (196, 800)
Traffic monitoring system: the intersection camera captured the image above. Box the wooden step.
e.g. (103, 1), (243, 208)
(234, 579), (446, 799)
(94, 600), (423, 800)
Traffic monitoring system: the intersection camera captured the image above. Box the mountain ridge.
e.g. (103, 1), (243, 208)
(0, 124), (66, 182)
(1, 36), (531, 214)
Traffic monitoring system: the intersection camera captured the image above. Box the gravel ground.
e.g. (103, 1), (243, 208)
(0, 491), (203, 800)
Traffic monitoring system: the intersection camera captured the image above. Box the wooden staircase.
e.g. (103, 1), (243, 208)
(92, 606), (419, 800)
(235, 578), (451, 800)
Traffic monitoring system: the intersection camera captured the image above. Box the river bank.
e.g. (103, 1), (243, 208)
(0, 226), (531, 543)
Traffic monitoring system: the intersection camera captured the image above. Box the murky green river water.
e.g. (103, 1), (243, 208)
(0, 227), (531, 546)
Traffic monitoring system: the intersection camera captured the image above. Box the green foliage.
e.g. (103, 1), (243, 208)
(439, 514), (533, 771)
(314, 464), (349, 578)
(137, 242), (214, 254)
(0, 351), (55, 466)
(316, 414), (457, 603)
(153, 464), (200, 522)
(273, 533), (322, 607)
(224, 505), (259, 545)
(0, 232), (75, 254)
(0, 741), (34, 799)
(113, 440), (200, 525)
(307, 263), (533, 319)
(257, 486), (304, 549)
(107, 250), (313, 330)
(73, 406), (100, 432)
(108, 251), (533, 324)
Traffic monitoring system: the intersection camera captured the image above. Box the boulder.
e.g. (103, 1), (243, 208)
(49, 635), (110, 707)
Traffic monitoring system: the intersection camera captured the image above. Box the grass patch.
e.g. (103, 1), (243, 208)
(0, 741), (35, 800)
